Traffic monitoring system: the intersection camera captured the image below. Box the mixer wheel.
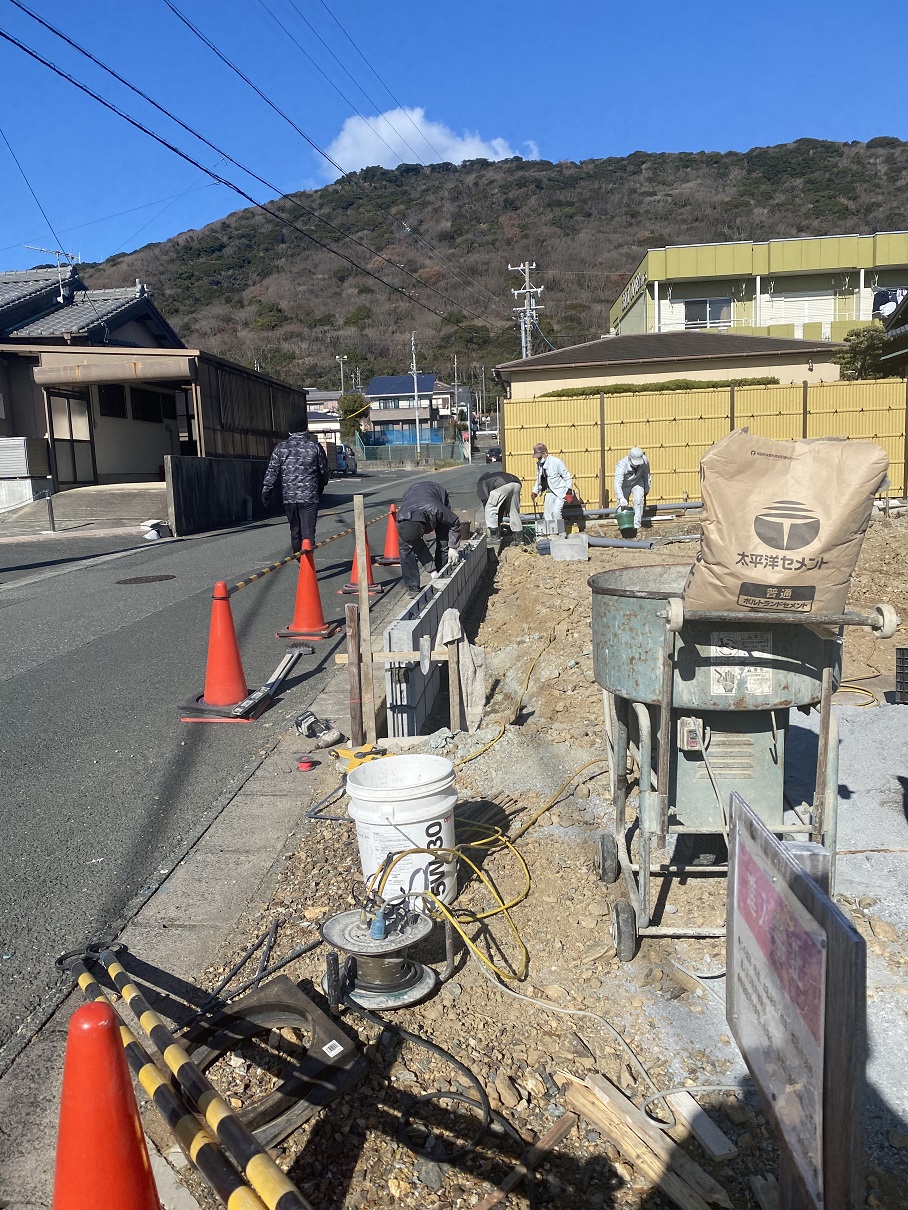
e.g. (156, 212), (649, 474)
(611, 900), (637, 963)
(595, 832), (619, 884)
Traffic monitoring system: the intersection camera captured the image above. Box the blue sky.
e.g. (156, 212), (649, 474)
(0, 0), (906, 269)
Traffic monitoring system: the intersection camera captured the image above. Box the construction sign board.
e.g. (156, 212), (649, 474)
(727, 793), (866, 1210)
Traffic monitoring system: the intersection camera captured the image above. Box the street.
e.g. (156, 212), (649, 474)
(0, 461), (486, 1065)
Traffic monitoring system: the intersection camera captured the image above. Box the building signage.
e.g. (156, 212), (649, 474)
(620, 269), (648, 313)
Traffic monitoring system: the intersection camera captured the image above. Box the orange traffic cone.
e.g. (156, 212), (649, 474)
(277, 540), (338, 639)
(53, 1001), (160, 1210)
(340, 527), (383, 595)
(181, 582), (256, 721)
(375, 503), (401, 565)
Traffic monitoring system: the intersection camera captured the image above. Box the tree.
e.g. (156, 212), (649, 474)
(338, 391), (369, 442)
(834, 323), (890, 379)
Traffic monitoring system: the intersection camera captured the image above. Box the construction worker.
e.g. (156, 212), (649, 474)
(396, 481), (462, 598)
(532, 443), (573, 526)
(476, 468), (523, 544)
(262, 408), (330, 553)
(614, 446), (651, 532)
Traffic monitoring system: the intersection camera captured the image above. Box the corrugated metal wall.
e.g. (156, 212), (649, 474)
(505, 379), (908, 505)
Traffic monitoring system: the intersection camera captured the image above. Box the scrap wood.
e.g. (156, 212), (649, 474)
(665, 1092), (738, 1161)
(473, 1111), (579, 1210)
(749, 1174), (780, 1210)
(563, 1084), (712, 1210)
(580, 1074), (732, 1208)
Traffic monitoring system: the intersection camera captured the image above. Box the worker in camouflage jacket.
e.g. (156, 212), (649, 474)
(262, 408), (329, 553)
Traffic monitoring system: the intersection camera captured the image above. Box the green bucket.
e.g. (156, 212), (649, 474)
(615, 506), (636, 534)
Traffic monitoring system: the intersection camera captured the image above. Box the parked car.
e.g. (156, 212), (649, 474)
(335, 445), (348, 474)
(343, 444), (358, 475)
(485, 446), (502, 464)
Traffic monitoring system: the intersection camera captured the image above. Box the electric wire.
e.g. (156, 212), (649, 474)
(0, 25), (475, 329)
(0, 118), (111, 339)
(8, 0), (493, 325)
(161, 0), (510, 320)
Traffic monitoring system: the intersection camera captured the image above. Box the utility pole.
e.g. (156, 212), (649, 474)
(335, 354), (348, 395)
(509, 261), (544, 359)
(411, 331), (421, 462)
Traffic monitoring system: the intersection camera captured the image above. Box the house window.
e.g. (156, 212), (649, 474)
(130, 387), (177, 423)
(98, 384), (127, 418)
(684, 298), (732, 328)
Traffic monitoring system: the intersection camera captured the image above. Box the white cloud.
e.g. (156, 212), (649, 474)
(322, 107), (538, 179)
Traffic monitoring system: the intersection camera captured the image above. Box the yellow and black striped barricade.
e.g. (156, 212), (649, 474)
(93, 949), (315, 1210)
(66, 957), (267, 1210)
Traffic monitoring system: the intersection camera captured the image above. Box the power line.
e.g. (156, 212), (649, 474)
(315, 0), (448, 162)
(0, 119), (111, 338)
(161, 0), (509, 319)
(0, 25), (472, 329)
(8, 1), (493, 325)
(254, 0), (429, 168)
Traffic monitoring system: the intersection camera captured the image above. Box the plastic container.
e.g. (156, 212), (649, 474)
(346, 755), (458, 905)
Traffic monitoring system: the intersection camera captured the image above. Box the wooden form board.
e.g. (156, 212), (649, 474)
(727, 794), (866, 1210)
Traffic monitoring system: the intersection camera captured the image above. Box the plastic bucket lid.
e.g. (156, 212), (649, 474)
(346, 754), (455, 801)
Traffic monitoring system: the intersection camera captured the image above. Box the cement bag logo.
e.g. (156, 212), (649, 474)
(753, 500), (820, 550)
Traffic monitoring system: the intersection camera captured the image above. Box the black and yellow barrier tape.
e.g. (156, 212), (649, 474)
(70, 959), (266, 1210)
(227, 510), (389, 596)
(95, 950), (314, 1210)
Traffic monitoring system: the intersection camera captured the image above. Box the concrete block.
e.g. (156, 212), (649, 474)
(549, 533), (589, 561)
(383, 535), (488, 736)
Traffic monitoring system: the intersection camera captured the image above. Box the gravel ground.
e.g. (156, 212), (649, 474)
(157, 515), (908, 1209)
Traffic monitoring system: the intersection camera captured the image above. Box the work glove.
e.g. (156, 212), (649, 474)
(447, 547), (459, 566)
(618, 497), (627, 508)
(531, 491), (538, 501)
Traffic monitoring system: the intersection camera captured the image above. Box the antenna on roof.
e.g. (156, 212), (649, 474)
(23, 244), (80, 302)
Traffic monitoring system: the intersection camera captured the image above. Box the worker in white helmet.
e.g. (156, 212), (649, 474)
(614, 447), (651, 533)
(531, 442), (573, 525)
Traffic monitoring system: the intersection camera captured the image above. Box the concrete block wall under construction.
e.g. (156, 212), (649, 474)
(382, 535), (488, 737)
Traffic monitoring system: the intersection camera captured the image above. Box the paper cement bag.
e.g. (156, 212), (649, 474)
(683, 429), (888, 615)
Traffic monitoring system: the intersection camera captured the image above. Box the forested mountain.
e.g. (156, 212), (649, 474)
(84, 136), (908, 391)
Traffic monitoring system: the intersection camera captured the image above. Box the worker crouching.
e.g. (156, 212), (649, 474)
(396, 481), (462, 599)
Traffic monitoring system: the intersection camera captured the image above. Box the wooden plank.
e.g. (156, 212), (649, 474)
(665, 1093), (738, 1162)
(447, 641), (463, 732)
(473, 1112), (578, 1210)
(334, 649), (449, 665)
(750, 1174), (781, 1210)
(354, 495), (376, 745)
(345, 602), (363, 747)
(564, 1085), (712, 1210)
(583, 1075), (732, 1207)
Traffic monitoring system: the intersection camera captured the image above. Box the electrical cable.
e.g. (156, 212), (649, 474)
(8, 1), (493, 327)
(0, 118), (111, 339)
(341, 990), (539, 1205)
(0, 24), (474, 329)
(161, 0), (510, 321)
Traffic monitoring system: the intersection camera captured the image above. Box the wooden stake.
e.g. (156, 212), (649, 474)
(354, 495), (376, 745)
(564, 1085), (712, 1210)
(473, 1112), (578, 1210)
(447, 640), (463, 733)
(664, 1093), (738, 1162)
(345, 602), (363, 747)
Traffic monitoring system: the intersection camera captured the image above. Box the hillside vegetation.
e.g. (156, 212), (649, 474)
(85, 137), (908, 390)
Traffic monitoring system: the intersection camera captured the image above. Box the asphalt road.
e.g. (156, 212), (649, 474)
(0, 461), (486, 1060)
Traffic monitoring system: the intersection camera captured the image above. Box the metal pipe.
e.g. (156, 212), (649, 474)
(638, 926), (726, 938)
(812, 641), (835, 844)
(656, 628), (675, 850)
(631, 701), (653, 928)
(520, 502), (702, 521)
(95, 949), (315, 1210)
(588, 536), (654, 549)
(67, 959), (266, 1210)
(824, 710), (840, 894)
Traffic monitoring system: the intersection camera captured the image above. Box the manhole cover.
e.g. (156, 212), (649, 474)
(116, 575), (176, 584)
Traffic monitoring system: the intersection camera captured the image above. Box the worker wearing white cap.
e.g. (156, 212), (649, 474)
(531, 442), (573, 525)
(614, 447), (651, 531)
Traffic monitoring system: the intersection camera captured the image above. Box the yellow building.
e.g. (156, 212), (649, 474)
(495, 330), (842, 401)
(610, 231), (908, 341)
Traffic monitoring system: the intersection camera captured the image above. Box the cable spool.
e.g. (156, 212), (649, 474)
(321, 908), (436, 1010)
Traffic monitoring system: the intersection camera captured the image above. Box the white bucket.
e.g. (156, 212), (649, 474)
(346, 755), (458, 905)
